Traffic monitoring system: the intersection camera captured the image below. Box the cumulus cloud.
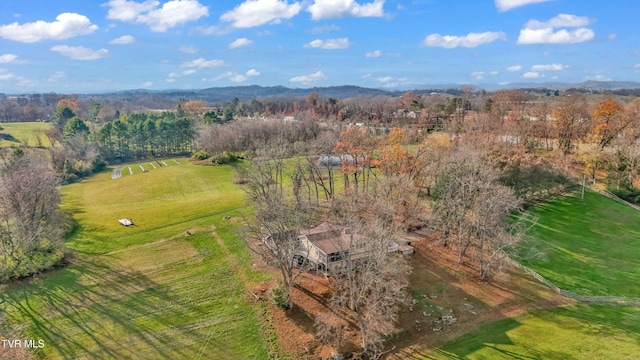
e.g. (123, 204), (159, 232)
(423, 31), (506, 48)
(181, 57), (225, 68)
(109, 35), (135, 44)
(471, 71), (485, 80)
(0, 69), (16, 81)
(0, 12), (97, 43)
(50, 45), (108, 60)
(531, 63), (567, 71)
(0, 54), (18, 64)
(289, 70), (327, 84)
(182, 69), (197, 75)
(304, 38), (350, 49)
(377, 76), (393, 83)
(48, 71), (66, 82)
(140, 81), (153, 88)
(105, 0), (209, 32)
(523, 71), (541, 79)
(365, 50), (381, 58)
(246, 69), (260, 77)
(518, 14), (594, 44)
(228, 38), (253, 49)
(220, 0), (301, 28)
(213, 69), (261, 83)
(307, 0), (385, 20)
(179, 45), (198, 54)
(494, 0), (551, 12)
(308, 24), (340, 34)
(506, 65), (522, 72)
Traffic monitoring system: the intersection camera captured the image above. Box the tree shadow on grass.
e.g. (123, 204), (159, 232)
(1, 258), (208, 360)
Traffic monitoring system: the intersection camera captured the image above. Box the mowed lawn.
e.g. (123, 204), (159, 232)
(419, 305), (640, 359)
(520, 189), (640, 297)
(0, 159), (274, 359)
(0, 121), (52, 147)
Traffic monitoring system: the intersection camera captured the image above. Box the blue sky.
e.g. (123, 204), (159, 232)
(0, 0), (638, 93)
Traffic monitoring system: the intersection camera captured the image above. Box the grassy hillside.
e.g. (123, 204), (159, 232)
(0, 159), (275, 359)
(520, 189), (640, 297)
(421, 305), (640, 359)
(0, 122), (52, 147)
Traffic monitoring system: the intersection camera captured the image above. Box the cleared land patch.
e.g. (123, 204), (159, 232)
(520, 189), (640, 297)
(0, 159), (272, 359)
(416, 305), (640, 359)
(0, 122), (52, 147)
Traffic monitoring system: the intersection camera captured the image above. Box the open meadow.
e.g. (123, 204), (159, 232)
(0, 122), (52, 147)
(0, 159), (276, 359)
(419, 305), (640, 359)
(520, 189), (640, 297)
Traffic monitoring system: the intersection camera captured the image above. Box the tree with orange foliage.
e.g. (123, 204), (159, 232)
(333, 126), (377, 193)
(591, 99), (634, 150)
(181, 100), (208, 118)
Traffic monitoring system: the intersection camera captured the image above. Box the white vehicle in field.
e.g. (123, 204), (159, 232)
(118, 219), (134, 226)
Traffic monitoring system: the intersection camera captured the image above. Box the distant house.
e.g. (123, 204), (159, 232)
(295, 222), (399, 272)
(283, 114), (296, 122)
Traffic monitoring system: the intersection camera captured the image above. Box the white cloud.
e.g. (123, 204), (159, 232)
(215, 69), (261, 83)
(289, 70), (327, 84)
(362, 73), (372, 79)
(308, 24), (340, 34)
(518, 14), (594, 45)
(181, 57), (225, 68)
(423, 31), (506, 48)
(140, 81), (153, 88)
(365, 50), (381, 58)
(0, 12), (98, 43)
(183, 69), (197, 75)
(166, 72), (179, 82)
(494, 0), (551, 12)
(0, 69), (16, 81)
(506, 65), (522, 72)
(489, 71), (499, 75)
(377, 76), (393, 83)
(0, 54), (18, 64)
(523, 71), (541, 79)
(307, 0), (385, 20)
(305, 38), (350, 49)
(471, 71), (485, 80)
(228, 37), (253, 49)
(48, 71), (66, 82)
(51, 45), (108, 60)
(531, 63), (568, 71)
(106, 0), (209, 32)
(634, 64), (640, 70)
(608, 33), (617, 41)
(109, 35), (135, 44)
(179, 45), (198, 54)
(220, 0), (301, 28)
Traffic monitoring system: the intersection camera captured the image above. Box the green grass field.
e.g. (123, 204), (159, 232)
(0, 122), (52, 147)
(420, 305), (640, 359)
(0, 159), (275, 359)
(519, 189), (640, 297)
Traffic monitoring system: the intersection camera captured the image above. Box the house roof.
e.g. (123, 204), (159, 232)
(300, 222), (350, 254)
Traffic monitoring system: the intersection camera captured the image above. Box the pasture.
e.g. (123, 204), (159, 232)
(520, 189), (640, 297)
(422, 305), (640, 359)
(0, 122), (52, 147)
(0, 159), (275, 359)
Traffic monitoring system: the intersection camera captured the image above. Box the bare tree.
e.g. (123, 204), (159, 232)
(241, 146), (316, 309)
(553, 92), (590, 155)
(431, 145), (523, 278)
(328, 197), (410, 354)
(0, 150), (65, 281)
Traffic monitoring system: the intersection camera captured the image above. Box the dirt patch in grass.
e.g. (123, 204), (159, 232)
(259, 232), (573, 359)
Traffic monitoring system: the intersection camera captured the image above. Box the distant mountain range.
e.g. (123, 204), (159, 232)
(74, 81), (640, 103)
